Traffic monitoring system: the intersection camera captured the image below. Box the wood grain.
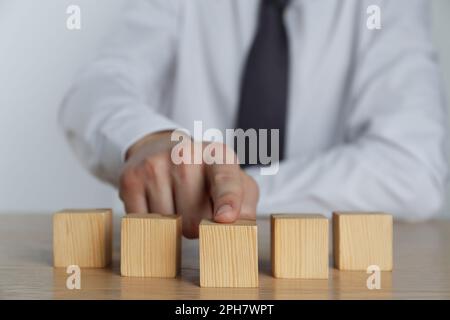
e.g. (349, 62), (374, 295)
(271, 214), (328, 279)
(121, 213), (181, 277)
(199, 219), (258, 288)
(333, 212), (393, 271)
(1, 214), (449, 299)
(53, 209), (112, 268)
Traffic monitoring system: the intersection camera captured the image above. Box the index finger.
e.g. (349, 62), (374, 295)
(206, 162), (243, 223)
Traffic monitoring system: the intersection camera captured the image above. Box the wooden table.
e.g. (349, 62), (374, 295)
(0, 214), (449, 300)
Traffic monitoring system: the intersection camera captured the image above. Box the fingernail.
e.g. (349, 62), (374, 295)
(216, 204), (233, 217)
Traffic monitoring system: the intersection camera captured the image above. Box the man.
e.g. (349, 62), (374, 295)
(60, 0), (448, 238)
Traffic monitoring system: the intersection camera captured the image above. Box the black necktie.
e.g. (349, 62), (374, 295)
(236, 0), (290, 166)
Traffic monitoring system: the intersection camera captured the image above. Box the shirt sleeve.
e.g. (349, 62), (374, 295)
(59, 0), (181, 186)
(247, 0), (449, 221)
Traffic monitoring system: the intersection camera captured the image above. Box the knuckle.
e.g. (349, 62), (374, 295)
(119, 169), (140, 192)
(143, 158), (156, 178)
(212, 181), (244, 203)
(173, 163), (191, 182)
(143, 156), (166, 180)
(220, 189), (244, 202)
(213, 172), (238, 186)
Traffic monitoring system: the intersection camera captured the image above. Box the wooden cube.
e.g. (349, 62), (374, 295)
(333, 212), (393, 271)
(121, 213), (181, 277)
(53, 209), (112, 268)
(271, 214), (329, 279)
(199, 219), (258, 287)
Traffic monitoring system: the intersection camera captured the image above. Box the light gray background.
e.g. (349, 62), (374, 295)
(0, 0), (449, 216)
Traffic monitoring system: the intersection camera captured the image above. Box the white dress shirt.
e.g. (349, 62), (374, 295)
(60, 0), (448, 220)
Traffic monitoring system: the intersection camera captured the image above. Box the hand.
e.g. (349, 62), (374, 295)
(119, 131), (259, 238)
